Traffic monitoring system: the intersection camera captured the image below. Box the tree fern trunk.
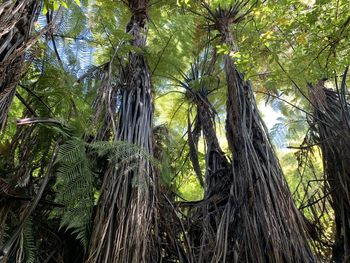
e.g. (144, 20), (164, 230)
(0, 0), (39, 130)
(309, 78), (350, 262)
(197, 101), (230, 198)
(90, 63), (118, 142)
(192, 98), (232, 261)
(200, 8), (315, 261)
(87, 1), (157, 262)
(223, 28), (314, 263)
(183, 58), (232, 260)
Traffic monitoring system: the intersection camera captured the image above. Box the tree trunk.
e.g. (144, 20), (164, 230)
(188, 113), (205, 188)
(206, 11), (315, 262)
(187, 95), (230, 196)
(0, 0), (39, 130)
(193, 98), (232, 261)
(183, 58), (232, 259)
(197, 101), (230, 198)
(309, 76), (350, 262)
(224, 59), (314, 262)
(87, 1), (157, 262)
(90, 63), (118, 142)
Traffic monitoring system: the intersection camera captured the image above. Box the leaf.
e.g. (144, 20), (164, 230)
(42, 3), (48, 14)
(60, 0), (68, 9)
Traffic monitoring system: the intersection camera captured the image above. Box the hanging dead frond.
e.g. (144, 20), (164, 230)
(0, 0), (40, 130)
(223, 65), (315, 262)
(193, 4), (316, 262)
(152, 124), (195, 261)
(90, 62), (119, 141)
(308, 70), (350, 262)
(0, 138), (60, 261)
(292, 136), (334, 261)
(173, 50), (235, 260)
(87, 0), (158, 262)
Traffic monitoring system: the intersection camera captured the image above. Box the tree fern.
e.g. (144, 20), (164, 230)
(23, 219), (36, 263)
(55, 138), (94, 248)
(15, 219), (36, 263)
(54, 138), (154, 248)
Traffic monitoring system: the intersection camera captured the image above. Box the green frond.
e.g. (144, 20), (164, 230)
(55, 138), (94, 248)
(22, 219), (36, 263)
(54, 137), (156, 248)
(88, 140), (157, 167)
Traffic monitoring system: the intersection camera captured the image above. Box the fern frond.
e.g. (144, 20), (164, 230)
(55, 138), (94, 248)
(55, 137), (156, 248)
(19, 219), (36, 263)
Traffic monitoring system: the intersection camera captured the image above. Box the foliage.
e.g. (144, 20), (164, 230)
(1, 0), (350, 261)
(21, 219), (36, 263)
(54, 138), (94, 248)
(43, 0), (81, 14)
(54, 136), (151, 248)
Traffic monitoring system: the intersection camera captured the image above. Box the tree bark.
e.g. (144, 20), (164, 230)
(193, 97), (232, 261)
(87, 1), (157, 262)
(206, 12), (315, 262)
(309, 77), (350, 262)
(224, 58), (314, 262)
(187, 113), (205, 188)
(0, 0), (39, 130)
(183, 59), (232, 259)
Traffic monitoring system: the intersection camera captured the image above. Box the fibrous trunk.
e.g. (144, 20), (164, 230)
(309, 76), (350, 262)
(188, 113), (205, 188)
(0, 0), (39, 130)
(87, 1), (156, 262)
(224, 60), (314, 262)
(192, 97), (231, 260)
(183, 56), (232, 259)
(90, 63), (118, 142)
(209, 16), (314, 262)
(188, 93), (230, 196)
(198, 102), (230, 198)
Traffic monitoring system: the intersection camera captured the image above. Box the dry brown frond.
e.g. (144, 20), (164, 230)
(0, 0), (40, 131)
(87, 1), (158, 262)
(192, 4), (316, 262)
(308, 70), (350, 262)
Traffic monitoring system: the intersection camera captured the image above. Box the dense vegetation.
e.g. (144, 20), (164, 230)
(0, 0), (349, 262)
